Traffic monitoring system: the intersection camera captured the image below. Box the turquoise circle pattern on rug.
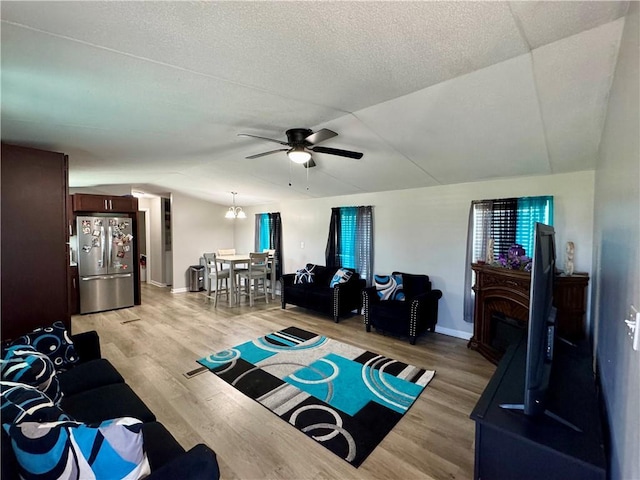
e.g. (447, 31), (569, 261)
(196, 326), (435, 468)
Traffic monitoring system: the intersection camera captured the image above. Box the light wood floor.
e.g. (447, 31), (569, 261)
(71, 283), (495, 480)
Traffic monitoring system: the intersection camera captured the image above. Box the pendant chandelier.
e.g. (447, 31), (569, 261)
(225, 192), (246, 219)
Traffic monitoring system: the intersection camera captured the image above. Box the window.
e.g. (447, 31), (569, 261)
(326, 206), (373, 286)
(471, 196), (553, 262)
(464, 196), (553, 323)
(254, 212), (283, 277)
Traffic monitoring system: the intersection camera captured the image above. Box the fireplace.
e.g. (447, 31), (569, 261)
(468, 263), (589, 364)
(490, 312), (526, 353)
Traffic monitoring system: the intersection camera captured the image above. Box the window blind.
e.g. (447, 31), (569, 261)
(490, 198), (517, 257)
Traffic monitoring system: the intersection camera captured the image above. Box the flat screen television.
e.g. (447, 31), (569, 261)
(523, 222), (557, 417)
(500, 222), (581, 430)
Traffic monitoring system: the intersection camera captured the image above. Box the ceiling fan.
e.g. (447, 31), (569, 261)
(238, 128), (363, 168)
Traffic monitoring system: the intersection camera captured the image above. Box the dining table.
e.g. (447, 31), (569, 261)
(216, 253), (276, 306)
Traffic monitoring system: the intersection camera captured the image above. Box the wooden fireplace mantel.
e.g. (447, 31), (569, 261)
(468, 263), (589, 364)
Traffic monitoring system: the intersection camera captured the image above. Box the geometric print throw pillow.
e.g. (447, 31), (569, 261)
(0, 381), (71, 425)
(374, 274), (405, 301)
(294, 264), (316, 284)
(329, 268), (353, 287)
(11, 321), (79, 372)
(1, 344), (62, 404)
(391, 274), (405, 301)
(4, 417), (150, 480)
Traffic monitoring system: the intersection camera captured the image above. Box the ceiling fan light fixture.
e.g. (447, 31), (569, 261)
(225, 192), (245, 219)
(288, 146), (311, 164)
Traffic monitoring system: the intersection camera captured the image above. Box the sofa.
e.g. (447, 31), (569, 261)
(1, 325), (220, 480)
(281, 264), (366, 322)
(363, 272), (443, 344)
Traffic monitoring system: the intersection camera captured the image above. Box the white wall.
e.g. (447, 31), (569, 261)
(170, 192), (234, 292)
(234, 171), (595, 338)
(70, 185), (133, 196)
(592, 3), (639, 479)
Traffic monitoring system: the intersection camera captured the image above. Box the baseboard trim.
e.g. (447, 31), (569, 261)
(171, 287), (189, 294)
(149, 281), (167, 288)
(435, 326), (473, 340)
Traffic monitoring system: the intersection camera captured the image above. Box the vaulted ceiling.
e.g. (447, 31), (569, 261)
(0, 1), (630, 206)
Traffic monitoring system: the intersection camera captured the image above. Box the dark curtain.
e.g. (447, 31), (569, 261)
(268, 212), (283, 278)
(325, 207), (341, 268)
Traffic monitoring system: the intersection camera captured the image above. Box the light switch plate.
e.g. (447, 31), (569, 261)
(634, 312), (640, 351)
(625, 305), (639, 352)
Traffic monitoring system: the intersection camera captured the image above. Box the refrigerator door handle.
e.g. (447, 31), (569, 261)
(99, 226), (106, 268)
(81, 273), (133, 281)
(107, 225), (112, 270)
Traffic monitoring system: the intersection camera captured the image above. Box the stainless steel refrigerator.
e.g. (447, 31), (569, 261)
(77, 215), (135, 314)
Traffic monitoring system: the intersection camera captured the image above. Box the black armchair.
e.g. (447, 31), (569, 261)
(363, 272), (442, 344)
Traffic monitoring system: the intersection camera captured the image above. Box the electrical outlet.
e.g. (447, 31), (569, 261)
(624, 305), (639, 352)
(300, 241), (305, 249)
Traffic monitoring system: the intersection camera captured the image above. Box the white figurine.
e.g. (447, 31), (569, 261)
(486, 238), (495, 264)
(565, 241), (575, 276)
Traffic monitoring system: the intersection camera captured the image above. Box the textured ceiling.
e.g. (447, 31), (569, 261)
(0, 1), (629, 206)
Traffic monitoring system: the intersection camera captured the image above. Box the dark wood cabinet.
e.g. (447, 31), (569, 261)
(1, 143), (70, 340)
(552, 273), (590, 340)
(110, 196), (137, 212)
(469, 264), (589, 364)
(72, 193), (138, 213)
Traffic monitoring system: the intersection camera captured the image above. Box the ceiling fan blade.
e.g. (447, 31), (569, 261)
(303, 158), (317, 169)
(245, 148), (288, 159)
(310, 146), (363, 159)
(238, 133), (289, 146)
(305, 128), (338, 145)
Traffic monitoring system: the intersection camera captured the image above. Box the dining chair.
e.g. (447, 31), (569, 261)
(203, 252), (230, 307)
(218, 248), (248, 286)
(262, 249), (277, 298)
(236, 252), (270, 307)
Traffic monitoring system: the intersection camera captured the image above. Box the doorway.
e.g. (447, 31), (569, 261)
(139, 208), (151, 283)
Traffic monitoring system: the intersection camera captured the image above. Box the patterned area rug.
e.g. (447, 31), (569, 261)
(197, 327), (435, 467)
